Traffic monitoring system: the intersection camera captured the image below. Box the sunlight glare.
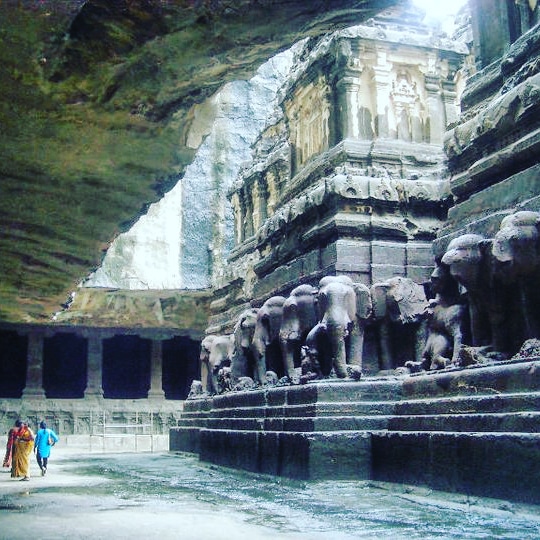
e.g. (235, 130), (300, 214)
(413, 0), (468, 26)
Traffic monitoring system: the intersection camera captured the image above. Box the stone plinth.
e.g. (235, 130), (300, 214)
(171, 359), (540, 503)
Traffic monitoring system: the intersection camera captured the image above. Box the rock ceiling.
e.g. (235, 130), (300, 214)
(0, 0), (401, 323)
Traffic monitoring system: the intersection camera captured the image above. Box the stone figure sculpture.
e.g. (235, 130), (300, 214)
(441, 233), (509, 353)
(304, 275), (371, 378)
(230, 308), (259, 385)
(204, 335), (233, 395)
(413, 262), (469, 371)
(251, 295), (286, 385)
(491, 210), (540, 352)
(279, 284), (318, 382)
(371, 276), (427, 370)
(187, 380), (204, 399)
(199, 335), (217, 394)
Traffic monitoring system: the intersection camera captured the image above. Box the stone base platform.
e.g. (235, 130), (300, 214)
(0, 397), (184, 454)
(170, 358), (540, 504)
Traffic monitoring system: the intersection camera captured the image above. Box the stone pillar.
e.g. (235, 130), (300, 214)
(22, 332), (46, 399)
(266, 167), (279, 218)
(148, 339), (165, 399)
(239, 190), (247, 243)
(373, 64), (391, 138)
(253, 175), (268, 232)
(244, 188), (254, 239)
(441, 79), (459, 130)
(336, 75), (360, 140)
(84, 333), (104, 398)
(425, 73), (444, 145)
(252, 176), (262, 233)
(230, 191), (243, 245)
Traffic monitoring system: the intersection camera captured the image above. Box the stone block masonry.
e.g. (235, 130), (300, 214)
(171, 359), (540, 504)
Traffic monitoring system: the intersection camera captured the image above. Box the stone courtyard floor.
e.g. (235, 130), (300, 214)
(1, 448), (539, 540)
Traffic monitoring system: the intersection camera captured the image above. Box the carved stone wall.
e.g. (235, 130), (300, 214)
(286, 74), (333, 173)
(209, 7), (468, 346)
(0, 331), (197, 436)
(435, 0), (540, 257)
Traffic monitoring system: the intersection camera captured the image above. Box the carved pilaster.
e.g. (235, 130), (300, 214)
(424, 73), (444, 145)
(441, 79), (459, 129)
(373, 63), (391, 138)
(336, 75), (360, 139)
(253, 175), (268, 232)
(266, 167), (280, 218)
(243, 187), (254, 239)
(22, 332), (46, 399)
(230, 191), (243, 245)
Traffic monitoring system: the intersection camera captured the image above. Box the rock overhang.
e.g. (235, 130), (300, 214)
(0, 0), (404, 323)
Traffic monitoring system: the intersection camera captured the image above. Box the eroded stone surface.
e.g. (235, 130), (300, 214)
(0, 0), (402, 322)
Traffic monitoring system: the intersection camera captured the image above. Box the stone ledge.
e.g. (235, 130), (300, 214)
(372, 431), (540, 504)
(171, 360), (540, 500)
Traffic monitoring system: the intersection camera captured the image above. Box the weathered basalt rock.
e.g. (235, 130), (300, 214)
(0, 0), (403, 322)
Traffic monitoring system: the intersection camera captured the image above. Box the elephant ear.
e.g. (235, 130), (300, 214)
(353, 282), (372, 320)
(279, 296), (300, 339)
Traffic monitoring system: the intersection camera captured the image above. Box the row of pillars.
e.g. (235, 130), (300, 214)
(22, 332), (166, 400)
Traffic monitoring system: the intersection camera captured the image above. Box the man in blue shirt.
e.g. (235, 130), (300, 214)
(34, 421), (59, 476)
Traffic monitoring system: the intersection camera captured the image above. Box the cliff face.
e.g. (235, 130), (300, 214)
(83, 46), (301, 291)
(0, 0), (401, 323)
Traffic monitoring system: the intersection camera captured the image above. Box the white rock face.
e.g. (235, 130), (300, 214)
(83, 45), (301, 290)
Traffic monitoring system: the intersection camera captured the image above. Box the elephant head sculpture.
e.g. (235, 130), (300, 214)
(279, 284), (318, 382)
(251, 295), (286, 384)
(202, 334), (233, 395)
(371, 276), (428, 370)
(305, 275), (371, 378)
(230, 307), (259, 384)
(442, 233), (508, 352)
(492, 211), (540, 278)
(491, 210), (540, 349)
(441, 234), (486, 293)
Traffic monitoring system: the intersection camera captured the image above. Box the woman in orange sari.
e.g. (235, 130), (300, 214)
(11, 420), (35, 481)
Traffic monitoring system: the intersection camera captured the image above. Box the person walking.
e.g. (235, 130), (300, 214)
(11, 420), (35, 481)
(34, 421), (59, 476)
(2, 420), (18, 469)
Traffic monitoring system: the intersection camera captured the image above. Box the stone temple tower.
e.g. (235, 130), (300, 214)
(208, 6), (468, 361)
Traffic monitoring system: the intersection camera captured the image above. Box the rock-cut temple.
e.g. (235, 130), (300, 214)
(1, 0), (539, 504)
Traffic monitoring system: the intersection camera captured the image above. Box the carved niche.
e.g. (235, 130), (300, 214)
(389, 68), (427, 143)
(285, 74), (333, 174)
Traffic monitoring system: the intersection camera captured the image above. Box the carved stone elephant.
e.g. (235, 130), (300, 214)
(370, 276), (427, 370)
(279, 284), (318, 382)
(201, 334), (233, 395)
(230, 307), (259, 384)
(251, 295), (286, 384)
(441, 233), (509, 352)
(491, 210), (540, 351)
(305, 275), (371, 378)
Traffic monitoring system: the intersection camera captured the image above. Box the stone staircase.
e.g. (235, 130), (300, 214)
(170, 358), (540, 503)
(372, 359), (540, 504)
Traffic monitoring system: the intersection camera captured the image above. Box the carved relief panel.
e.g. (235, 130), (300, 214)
(334, 39), (443, 144)
(389, 68), (427, 143)
(285, 75), (332, 174)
